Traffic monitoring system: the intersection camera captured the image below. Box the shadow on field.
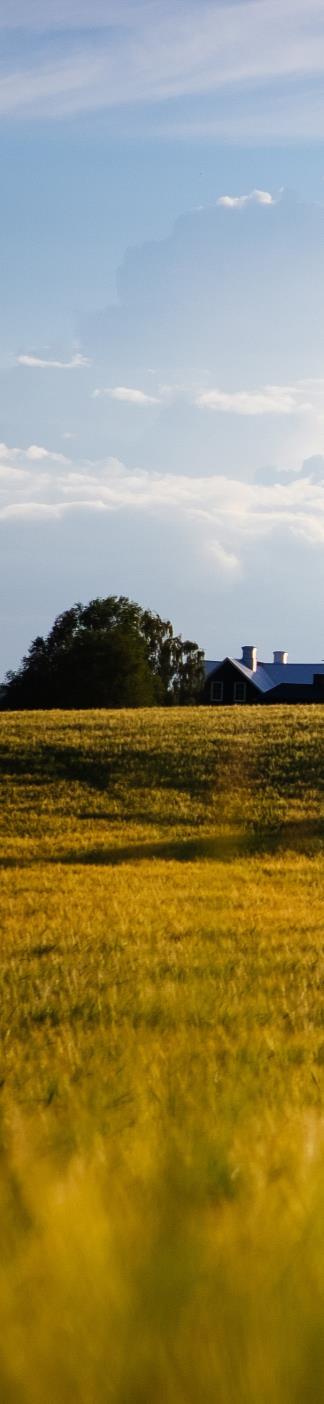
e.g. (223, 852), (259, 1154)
(2, 735), (324, 801)
(0, 835), (243, 868)
(55, 835), (246, 865)
(1, 818), (324, 868)
(0, 743), (215, 797)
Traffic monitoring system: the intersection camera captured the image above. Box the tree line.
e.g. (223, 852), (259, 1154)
(1, 596), (205, 709)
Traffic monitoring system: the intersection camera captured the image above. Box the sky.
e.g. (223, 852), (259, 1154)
(2, 0), (324, 673)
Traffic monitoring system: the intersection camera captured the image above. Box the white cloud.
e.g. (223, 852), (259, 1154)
(0, 464), (27, 484)
(16, 352), (90, 370)
(92, 386), (160, 405)
(91, 378), (324, 419)
(195, 385), (313, 416)
(25, 444), (71, 464)
(2, 446), (324, 561)
(0, 443), (14, 461)
(0, 442), (71, 469)
(208, 540), (241, 574)
(217, 190), (276, 210)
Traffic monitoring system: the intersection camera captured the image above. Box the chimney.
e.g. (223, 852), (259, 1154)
(273, 651), (288, 665)
(241, 645), (257, 673)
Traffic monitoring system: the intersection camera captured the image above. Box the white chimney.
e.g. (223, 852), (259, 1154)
(273, 651), (288, 665)
(241, 645), (257, 673)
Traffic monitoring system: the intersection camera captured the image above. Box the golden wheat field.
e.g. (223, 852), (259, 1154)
(1, 705), (324, 1402)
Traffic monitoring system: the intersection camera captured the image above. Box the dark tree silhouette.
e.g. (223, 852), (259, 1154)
(1, 596), (205, 710)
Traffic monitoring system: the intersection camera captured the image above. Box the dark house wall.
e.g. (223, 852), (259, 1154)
(264, 684), (315, 704)
(313, 675), (324, 701)
(203, 658), (260, 706)
(265, 679), (324, 704)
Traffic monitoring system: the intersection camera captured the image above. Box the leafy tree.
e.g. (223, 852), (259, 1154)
(1, 596), (205, 710)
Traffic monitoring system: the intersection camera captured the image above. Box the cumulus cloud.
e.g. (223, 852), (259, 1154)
(25, 444), (71, 464)
(16, 352), (90, 370)
(2, 446), (324, 562)
(0, 442), (71, 468)
(216, 190), (276, 210)
(85, 198), (324, 458)
(92, 386), (160, 405)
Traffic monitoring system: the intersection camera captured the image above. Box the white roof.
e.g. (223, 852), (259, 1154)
(205, 658), (324, 693)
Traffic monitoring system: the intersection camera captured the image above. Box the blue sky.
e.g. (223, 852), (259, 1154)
(2, 0), (324, 673)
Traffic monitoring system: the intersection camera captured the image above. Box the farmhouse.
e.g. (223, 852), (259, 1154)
(204, 646), (324, 705)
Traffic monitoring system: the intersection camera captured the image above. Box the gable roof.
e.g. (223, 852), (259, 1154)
(205, 657), (271, 693)
(205, 658), (324, 695)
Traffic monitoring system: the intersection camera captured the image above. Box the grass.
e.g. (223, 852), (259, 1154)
(0, 705), (324, 1400)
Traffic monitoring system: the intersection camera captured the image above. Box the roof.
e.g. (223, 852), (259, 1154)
(205, 658), (324, 694)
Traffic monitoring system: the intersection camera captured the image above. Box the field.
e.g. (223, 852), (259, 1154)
(1, 706), (324, 1401)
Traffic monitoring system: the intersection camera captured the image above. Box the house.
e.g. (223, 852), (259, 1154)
(204, 646), (324, 705)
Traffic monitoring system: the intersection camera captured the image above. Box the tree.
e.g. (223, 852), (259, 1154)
(1, 596), (205, 710)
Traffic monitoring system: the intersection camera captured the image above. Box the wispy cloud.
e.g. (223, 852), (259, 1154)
(92, 386), (160, 405)
(16, 352), (91, 370)
(1, 0), (324, 138)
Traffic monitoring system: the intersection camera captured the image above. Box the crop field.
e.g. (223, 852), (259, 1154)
(1, 706), (324, 1402)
